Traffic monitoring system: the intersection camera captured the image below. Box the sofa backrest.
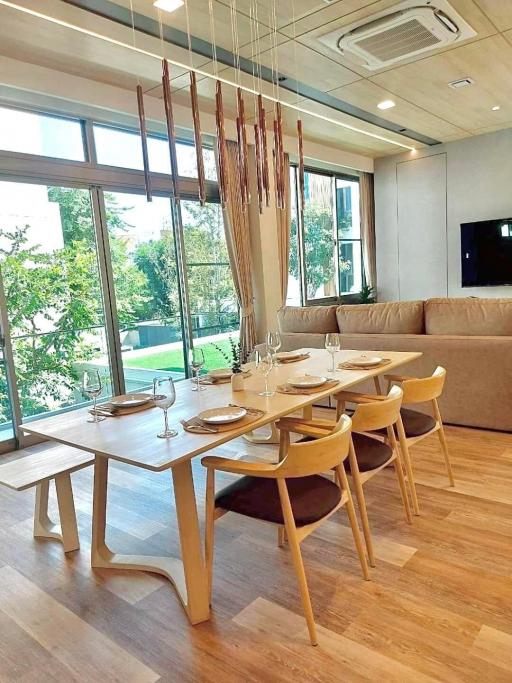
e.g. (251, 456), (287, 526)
(424, 297), (512, 336)
(277, 305), (338, 334)
(336, 301), (424, 335)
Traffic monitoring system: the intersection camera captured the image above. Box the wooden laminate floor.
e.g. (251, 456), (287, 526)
(1, 414), (511, 682)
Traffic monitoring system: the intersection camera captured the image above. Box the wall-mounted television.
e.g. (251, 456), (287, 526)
(461, 218), (512, 287)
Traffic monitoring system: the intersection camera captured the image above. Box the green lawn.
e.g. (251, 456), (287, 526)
(124, 338), (236, 373)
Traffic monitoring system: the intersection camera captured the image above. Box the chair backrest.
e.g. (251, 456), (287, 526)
(351, 385), (403, 433)
(400, 366), (446, 404)
(277, 415), (352, 478)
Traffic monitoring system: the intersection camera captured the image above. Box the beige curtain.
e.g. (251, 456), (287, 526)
(360, 171), (377, 290)
(222, 141), (257, 360)
(276, 153), (291, 306)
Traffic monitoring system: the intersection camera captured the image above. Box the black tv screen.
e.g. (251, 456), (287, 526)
(461, 218), (512, 287)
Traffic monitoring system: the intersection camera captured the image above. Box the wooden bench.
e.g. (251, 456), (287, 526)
(0, 445), (94, 553)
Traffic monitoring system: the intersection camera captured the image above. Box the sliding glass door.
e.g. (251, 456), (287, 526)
(0, 181), (112, 424)
(181, 200), (239, 372)
(103, 192), (187, 390)
(0, 105), (236, 449)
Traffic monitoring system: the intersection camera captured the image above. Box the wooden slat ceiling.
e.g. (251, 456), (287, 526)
(0, 0), (511, 157)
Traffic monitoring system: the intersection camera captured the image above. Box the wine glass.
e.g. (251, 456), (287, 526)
(153, 377), (177, 439)
(266, 331), (281, 366)
(255, 346), (275, 397)
(325, 333), (340, 375)
(83, 369), (106, 423)
(189, 347), (206, 392)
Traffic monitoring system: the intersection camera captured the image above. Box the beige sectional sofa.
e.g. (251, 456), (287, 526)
(278, 298), (512, 432)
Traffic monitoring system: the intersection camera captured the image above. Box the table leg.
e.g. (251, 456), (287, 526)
(91, 455), (210, 625)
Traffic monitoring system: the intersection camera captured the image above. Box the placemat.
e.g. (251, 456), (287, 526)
(181, 406), (265, 434)
(276, 379), (339, 396)
(276, 353), (310, 364)
(339, 358), (392, 370)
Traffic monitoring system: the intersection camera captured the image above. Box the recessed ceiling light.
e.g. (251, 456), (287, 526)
(492, 105), (501, 111)
(153, 0), (184, 12)
(377, 99), (396, 110)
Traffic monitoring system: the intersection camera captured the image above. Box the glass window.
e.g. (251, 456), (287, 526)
(0, 106), (85, 161)
(287, 167), (302, 306)
(302, 171), (337, 301)
(182, 201), (239, 371)
(288, 169), (363, 303)
(93, 124), (217, 180)
(103, 192), (187, 389)
(0, 182), (112, 420)
(336, 178), (362, 294)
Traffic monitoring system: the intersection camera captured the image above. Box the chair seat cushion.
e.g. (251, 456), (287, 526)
(400, 408), (436, 437)
(372, 408), (436, 438)
(349, 433), (394, 472)
(215, 475), (342, 527)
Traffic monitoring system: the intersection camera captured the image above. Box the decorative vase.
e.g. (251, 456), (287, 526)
(231, 372), (244, 392)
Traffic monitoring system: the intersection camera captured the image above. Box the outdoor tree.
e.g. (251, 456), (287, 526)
(0, 223), (106, 416)
(289, 205), (350, 299)
(0, 187), (150, 419)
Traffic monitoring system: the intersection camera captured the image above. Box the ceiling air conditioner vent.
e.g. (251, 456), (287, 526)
(319, 1), (476, 70)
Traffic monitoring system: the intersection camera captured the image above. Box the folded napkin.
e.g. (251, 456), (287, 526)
(276, 353), (310, 364)
(339, 358), (392, 370)
(89, 399), (156, 417)
(181, 406), (265, 434)
(194, 371), (251, 386)
(276, 379), (339, 396)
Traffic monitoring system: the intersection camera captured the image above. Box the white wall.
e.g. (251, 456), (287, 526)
(374, 128), (512, 301)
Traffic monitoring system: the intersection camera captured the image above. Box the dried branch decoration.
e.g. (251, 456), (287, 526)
(297, 118), (305, 212)
(162, 59), (180, 204)
(236, 88), (250, 206)
(257, 94), (270, 207)
(136, 85), (152, 202)
(254, 122), (263, 214)
(215, 80), (229, 208)
(190, 71), (206, 206)
(273, 102), (286, 210)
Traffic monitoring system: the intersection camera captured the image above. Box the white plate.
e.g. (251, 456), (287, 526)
(346, 356), (383, 368)
(110, 393), (151, 408)
(276, 351), (304, 361)
(208, 368), (233, 380)
(199, 406), (247, 425)
(288, 375), (327, 389)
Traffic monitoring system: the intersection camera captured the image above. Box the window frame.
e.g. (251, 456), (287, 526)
(289, 164), (364, 307)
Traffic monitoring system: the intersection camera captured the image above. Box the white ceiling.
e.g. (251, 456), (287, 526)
(0, 0), (511, 157)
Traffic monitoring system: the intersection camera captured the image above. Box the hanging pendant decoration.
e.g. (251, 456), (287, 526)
(236, 87), (250, 207)
(136, 85), (152, 202)
(190, 71), (206, 206)
(273, 102), (286, 210)
(257, 94), (270, 207)
(254, 122), (263, 214)
(297, 118), (305, 212)
(215, 80), (229, 208)
(162, 59), (181, 204)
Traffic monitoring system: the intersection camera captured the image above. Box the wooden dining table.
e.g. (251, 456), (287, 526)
(22, 348), (421, 625)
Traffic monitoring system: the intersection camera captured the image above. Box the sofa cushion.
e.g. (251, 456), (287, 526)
(425, 298), (512, 336)
(277, 305), (338, 334)
(336, 301), (424, 335)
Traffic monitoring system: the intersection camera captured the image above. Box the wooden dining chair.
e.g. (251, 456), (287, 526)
(201, 415), (370, 646)
(277, 386), (413, 569)
(383, 366), (455, 511)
